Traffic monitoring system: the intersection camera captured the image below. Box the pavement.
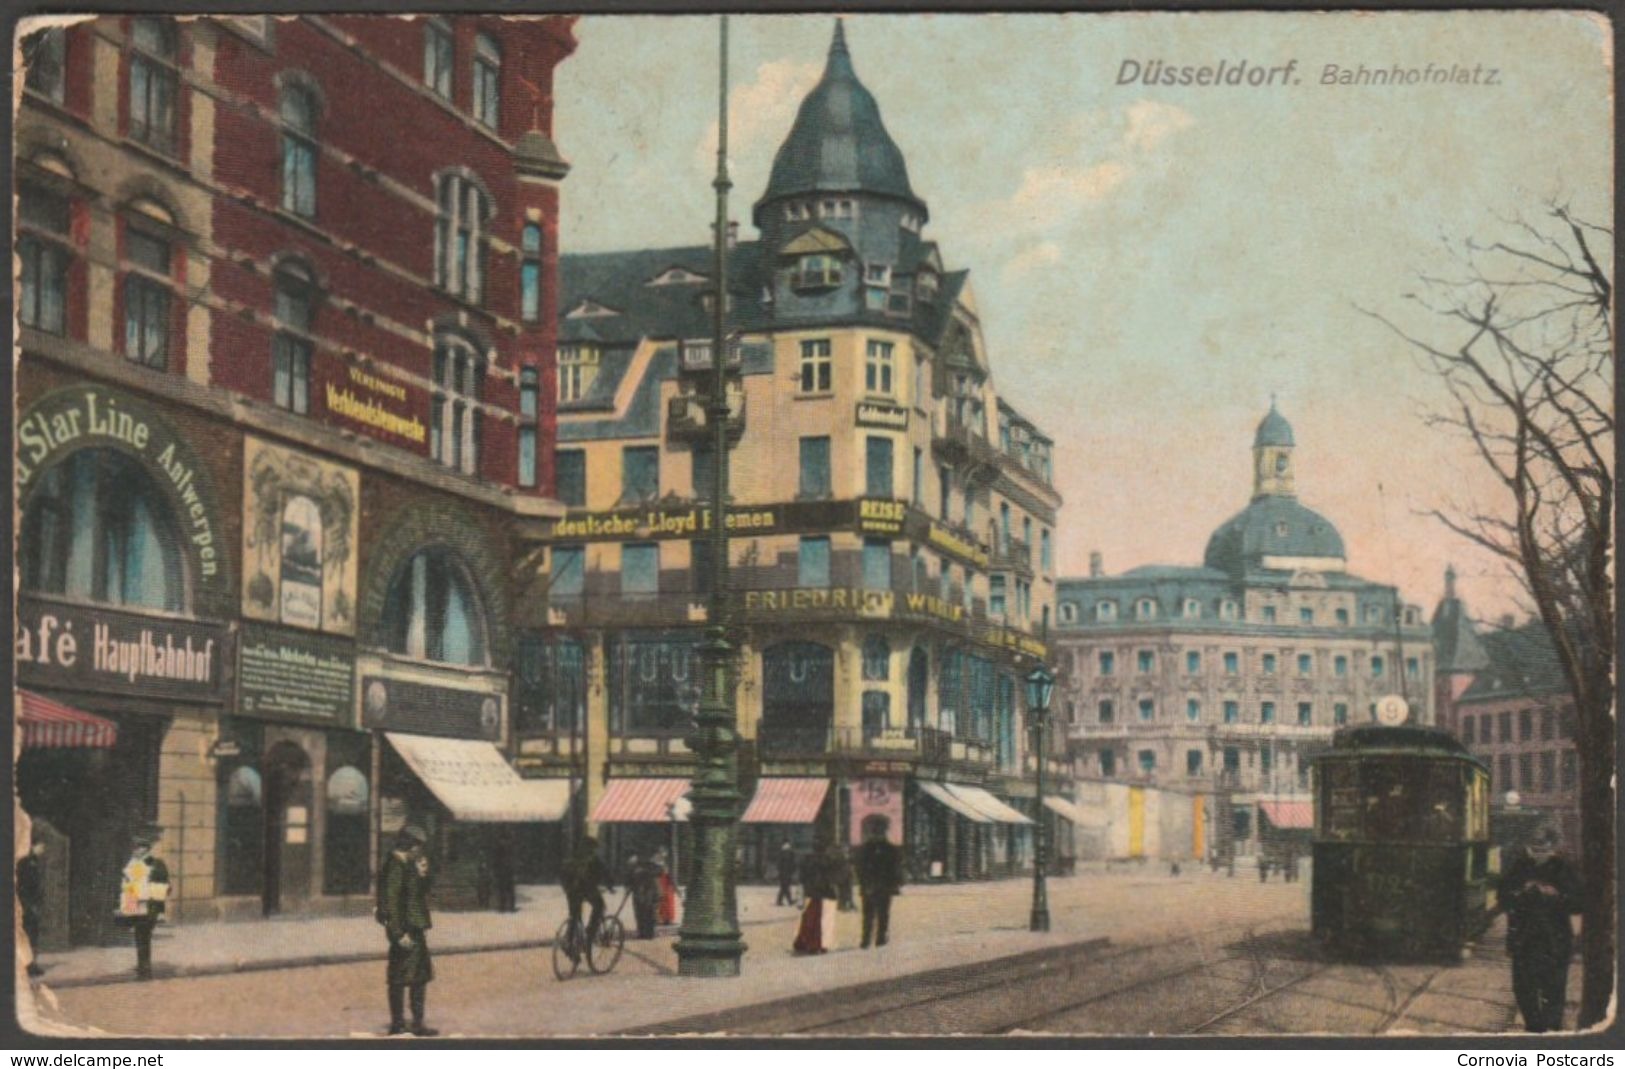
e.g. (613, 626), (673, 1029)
(21, 863), (1572, 1038)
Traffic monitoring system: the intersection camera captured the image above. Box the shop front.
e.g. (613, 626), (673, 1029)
(16, 385), (234, 945)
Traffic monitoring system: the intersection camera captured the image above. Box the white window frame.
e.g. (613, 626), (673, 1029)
(431, 333), (485, 475)
(798, 338), (832, 393)
(865, 339), (895, 396)
(435, 172), (491, 303)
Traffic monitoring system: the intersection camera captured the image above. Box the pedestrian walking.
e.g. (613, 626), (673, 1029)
(562, 835), (613, 940)
(792, 839), (836, 954)
(1257, 855), (1270, 883)
(652, 847), (680, 925)
(17, 839), (46, 977)
(491, 826), (517, 913)
(856, 819), (903, 949)
(378, 825), (437, 1036)
(116, 826), (169, 981)
(1498, 830), (1583, 1033)
(627, 853), (660, 940)
(776, 840), (797, 906)
(835, 845), (856, 912)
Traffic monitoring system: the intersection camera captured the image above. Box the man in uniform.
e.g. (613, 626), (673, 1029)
(856, 817), (904, 949)
(117, 827), (169, 981)
(378, 825), (437, 1037)
(775, 840), (797, 906)
(1499, 829), (1583, 1032)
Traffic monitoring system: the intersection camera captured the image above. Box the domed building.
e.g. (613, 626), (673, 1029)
(548, 22), (1064, 885)
(1053, 405), (1435, 864)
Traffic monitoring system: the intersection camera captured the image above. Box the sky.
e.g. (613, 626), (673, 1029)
(552, 12), (1612, 622)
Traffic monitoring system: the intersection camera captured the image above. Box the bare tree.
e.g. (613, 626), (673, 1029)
(1366, 201), (1613, 1028)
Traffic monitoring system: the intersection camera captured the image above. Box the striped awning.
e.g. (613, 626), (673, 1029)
(590, 778), (692, 824)
(1042, 796), (1090, 825)
(741, 778), (829, 824)
(386, 733), (569, 822)
(18, 690), (118, 750)
(944, 784), (1035, 825)
(918, 781), (993, 824)
(1259, 800), (1314, 830)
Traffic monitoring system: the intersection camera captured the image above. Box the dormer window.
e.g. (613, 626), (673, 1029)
(917, 271), (939, 303)
(1183, 598), (1201, 619)
(792, 253), (842, 290)
(1095, 600), (1117, 622)
(865, 263), (891, 287)
(1136, 598), (1156, 620)
(783, 202), (812, 222)
(557, 345), (599, 402)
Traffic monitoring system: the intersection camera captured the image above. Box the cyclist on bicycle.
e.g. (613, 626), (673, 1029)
(561, 835), (614, 941)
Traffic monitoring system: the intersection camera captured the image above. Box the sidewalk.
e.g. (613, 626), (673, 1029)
(32, 881), (802, 989)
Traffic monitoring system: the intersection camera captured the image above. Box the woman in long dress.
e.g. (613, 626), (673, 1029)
(653, 848), (679, 926)
(792, 843), (837, 954)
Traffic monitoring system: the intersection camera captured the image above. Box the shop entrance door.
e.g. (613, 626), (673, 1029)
(261, 742), (313, 915)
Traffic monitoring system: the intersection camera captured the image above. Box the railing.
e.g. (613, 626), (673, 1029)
(753, 723), (1006, 767)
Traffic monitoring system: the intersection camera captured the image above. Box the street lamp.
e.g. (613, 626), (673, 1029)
(1024, 661), (1056, 933)
(674, 13), (746, 978)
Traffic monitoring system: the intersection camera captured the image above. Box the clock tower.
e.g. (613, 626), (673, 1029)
(1252, 400), (1295, 499)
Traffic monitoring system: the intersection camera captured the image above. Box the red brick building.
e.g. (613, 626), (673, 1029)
(1430, 569), (1581, 852)
(15, 15), (574, 945)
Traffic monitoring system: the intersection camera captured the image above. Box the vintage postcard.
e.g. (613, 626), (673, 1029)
(9, 8), (1615, 1044)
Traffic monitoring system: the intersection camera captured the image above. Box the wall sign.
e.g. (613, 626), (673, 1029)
(323, 366), (427, 446)
(17, 386), (226, 587)
(741, 588), (966, 625)
(855, 401), (909, 430)
(242, 437), (361, 635)
(16, 595), (229, 701)
(849, 776), (905, 846)
(547, 499), (857, 543)
(361, 675), (503, 741)
(238, 623), (356, 724)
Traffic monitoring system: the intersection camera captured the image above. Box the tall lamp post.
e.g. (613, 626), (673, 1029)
(674, 13), (746, 978)
(1025, 661), (1056, 933)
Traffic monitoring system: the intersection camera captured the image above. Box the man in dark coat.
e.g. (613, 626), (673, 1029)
(1499, 831), (1583, 1033)
(856, 820), (904, 949)
(17, 840), (46, 977)
(626, 854), (660, 940)
(776, 840), (797, 906)
(491, 826), (517, 913)
(562, 836), (613, 941)
(117, 827), (169, 981)
(378, 825), (436, 1036)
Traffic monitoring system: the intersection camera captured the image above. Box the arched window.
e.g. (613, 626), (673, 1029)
(435, 173), (492, 303)
(1136, 598), (1156, 620)
(280, 82), (318, 217)
(610, 633), (702, 734)
(473, 34), (500, 128)
(272, 262), (316, 414)
(1095, 600), (1117, 622)
(861, 634), (890, 681)
(520, 223), (543, 323)
(128, 18), (178, 154)
(381, 547), (487, 665)
(431, 332), (485, 474)
(22, 448), (185, 611)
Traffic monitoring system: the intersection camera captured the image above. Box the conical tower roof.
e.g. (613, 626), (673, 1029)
(754, 21), (926, 225)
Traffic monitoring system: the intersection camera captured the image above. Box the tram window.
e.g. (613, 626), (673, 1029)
(1360, 761), (1460, 842)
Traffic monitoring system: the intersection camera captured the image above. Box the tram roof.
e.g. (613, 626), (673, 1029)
(1321, 724), (1479, 759)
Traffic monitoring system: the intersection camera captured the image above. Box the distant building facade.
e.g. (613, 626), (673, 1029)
(14, 15), (574, 945)
(1054, 406), (1434, 857)
(527, 23), (1066, 883)
(1431, 576), (1580, 851)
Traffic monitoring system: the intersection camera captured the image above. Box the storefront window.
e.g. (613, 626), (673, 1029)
(611, 633), (703, 734)
(516, 635), (586, 734)
(382, 547), (487, 665)
(760, 642), (834, 753)
(324, 735), (371, 896)
(21, 448), (185, 611)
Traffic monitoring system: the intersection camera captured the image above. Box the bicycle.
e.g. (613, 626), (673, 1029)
(551, 889), (628, 980)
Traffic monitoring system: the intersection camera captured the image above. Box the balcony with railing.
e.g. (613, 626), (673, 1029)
(989, 536), (1034, 577)
(753, 723), (1005, 768)
(932, 413), (1002, 477)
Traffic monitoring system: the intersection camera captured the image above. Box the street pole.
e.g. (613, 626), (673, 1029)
(675, 13), (745, 978)
(1025, 661), (1055, 933)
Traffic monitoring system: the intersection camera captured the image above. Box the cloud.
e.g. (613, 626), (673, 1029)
(978, 100), (1194, 235)
(697, 59), (821, 170)
(1002, 241), (1064, 281)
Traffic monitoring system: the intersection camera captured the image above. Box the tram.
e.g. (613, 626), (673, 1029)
(1310, 723), (1492, 959)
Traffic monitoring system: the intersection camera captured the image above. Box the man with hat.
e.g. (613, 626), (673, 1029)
(1498, 826), (1583, 1032)
(116, 826), (169, 981)
(855, 816), (904, 949)
(378, 825), (436, 1036)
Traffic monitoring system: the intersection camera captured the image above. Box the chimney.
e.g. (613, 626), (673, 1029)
(1089, 551), (1103, 578)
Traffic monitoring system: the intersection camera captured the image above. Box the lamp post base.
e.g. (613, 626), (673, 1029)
(1029, 907), (1050, 933)
(674, 933), (747, 977)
